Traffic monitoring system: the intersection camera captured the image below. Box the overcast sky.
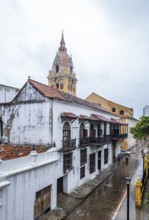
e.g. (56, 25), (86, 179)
(1, 0), (149, 119)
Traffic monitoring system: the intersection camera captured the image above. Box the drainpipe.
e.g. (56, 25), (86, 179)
(0, 117), (3, 142)
(50, 99), (53, 146)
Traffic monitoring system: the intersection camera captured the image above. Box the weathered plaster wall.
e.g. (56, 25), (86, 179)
(0, 148), (59, 220)
(1, 102), (52, 145)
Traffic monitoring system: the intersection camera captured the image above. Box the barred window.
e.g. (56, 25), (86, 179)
(104, 148), (108, 164)
(63, 153), (72, 174)
(63, 122), (71, 141)
(80, 166), (85, 179)
(80, 149), (87, 166)
(89, 153), (96, 174)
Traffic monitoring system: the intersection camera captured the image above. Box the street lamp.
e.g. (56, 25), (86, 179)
(126, 176), (131, 220)
(142, 153), (145, 177)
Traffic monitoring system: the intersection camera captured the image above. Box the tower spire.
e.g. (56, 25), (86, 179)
(59, 30), (67, 52)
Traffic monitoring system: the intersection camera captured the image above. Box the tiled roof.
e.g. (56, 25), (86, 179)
(9, 79), (115, 118)
(61, 112), (77, 119)
(0, 144), (49, 161)
(27, 79), (113, 115)
(29, 79), (65, 100)
(59, 90), (112, 114)
(110, 118), (120, 124)
(78, 114), (91, 120)
(91, 114), (112, 122)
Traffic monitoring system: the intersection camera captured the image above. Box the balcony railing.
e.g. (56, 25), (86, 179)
(112, 133), (128, 140)
(62, 139), (76, 152)
(79, 135), (111, 147)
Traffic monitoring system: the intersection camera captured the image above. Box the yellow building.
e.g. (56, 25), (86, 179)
(48, 31), (77, 96)
(86, 92), (133, 118)
(86, 92), (137, 150)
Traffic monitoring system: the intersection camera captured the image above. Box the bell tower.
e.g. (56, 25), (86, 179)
(48, 31), (77, 96)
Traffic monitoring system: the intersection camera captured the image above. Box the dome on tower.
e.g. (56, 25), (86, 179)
(48, 31), (77, 96)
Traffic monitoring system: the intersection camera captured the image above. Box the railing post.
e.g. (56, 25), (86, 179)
(135, 178), (142, 207)
(144, 158), (149, 176)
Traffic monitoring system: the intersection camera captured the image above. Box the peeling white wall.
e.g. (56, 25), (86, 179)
(1, 102), (52, 145)
(0, 148), (59, 220)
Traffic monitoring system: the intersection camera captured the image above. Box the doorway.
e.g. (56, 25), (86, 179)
(57, 177), (63, 194)
(98, 151), (101, 170)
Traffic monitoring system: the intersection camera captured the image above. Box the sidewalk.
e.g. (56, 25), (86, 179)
(114, 143), (149, 220)
(39, 142), (148, 220)
(39, 162), (120, 220)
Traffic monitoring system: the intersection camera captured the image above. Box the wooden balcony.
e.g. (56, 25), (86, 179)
(112, 133), (128, 140)
(61, 139), (76, 152)
(79, 135), (112, 147)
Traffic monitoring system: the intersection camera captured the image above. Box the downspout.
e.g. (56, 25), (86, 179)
(0, 117), (3, 142)
(50, 99), (53, 145)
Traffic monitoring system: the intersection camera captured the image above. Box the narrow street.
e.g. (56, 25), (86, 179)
(114, 155), (149, 220)
(65, 152), (142, 220)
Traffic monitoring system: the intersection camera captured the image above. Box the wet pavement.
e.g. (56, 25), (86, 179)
(65, 154), (140, 220)
(114, 158), (149, 220)
(39, 143), (149, 220)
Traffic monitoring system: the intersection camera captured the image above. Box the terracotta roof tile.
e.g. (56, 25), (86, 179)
(78, 114), (91, 120)
(91, 114), (111, 122)
(61, 112), (77, 119)
(0, 144), (49, 161)
(14, 79), (115, 116)
(29, 79), (65, 100)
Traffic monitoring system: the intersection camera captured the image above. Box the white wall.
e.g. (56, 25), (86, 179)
(126, 118), (138, 149)
(0, 85), (19, 103)
(1, 101), (52, 145)
(0, 148), (59, 220)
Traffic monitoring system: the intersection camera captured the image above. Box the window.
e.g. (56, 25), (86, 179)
(63, 122), (71, 141)
(90, 123), (96, 137)
(80, 166), (85, 179)
(97, 124), (102, 137)
(56, 65), (59, 73)
(80, 123), (87, 138)
(63, 153), (72, 174)
(60, 84), (63, 89)
(120, 110), (124, 115)
(56, 83), (59, 89)
(80, 149), (87, 166)
(112, 107), (116, 112)
(104, 148), (108, 164)
(89, 153), (96, 174)
(70, 66), (73, 74)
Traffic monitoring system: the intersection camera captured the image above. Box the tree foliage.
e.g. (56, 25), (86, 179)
(130, 116), (149, 140)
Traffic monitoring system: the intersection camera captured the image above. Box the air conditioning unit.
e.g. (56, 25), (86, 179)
(1, 136), (8, 144)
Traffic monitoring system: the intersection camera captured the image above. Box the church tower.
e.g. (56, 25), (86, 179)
(48, 31), (77, 96)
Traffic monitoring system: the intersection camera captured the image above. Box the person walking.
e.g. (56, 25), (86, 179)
(125, 155), (129, 165)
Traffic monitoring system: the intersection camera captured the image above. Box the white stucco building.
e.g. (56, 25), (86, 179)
(0, 84), (19, 103)
(143, 105), (149, 116)
(0, 79), (128, 220)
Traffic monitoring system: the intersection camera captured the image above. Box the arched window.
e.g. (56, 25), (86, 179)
(80, 123), (86, 138)
(97, 124), (102, 137)
(56, 65), (59, 73)
(70, 66), (73, 74)
(90, 123), (95, 137)
(63, 122), (71, 141)
(56, 83), (59, 89)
